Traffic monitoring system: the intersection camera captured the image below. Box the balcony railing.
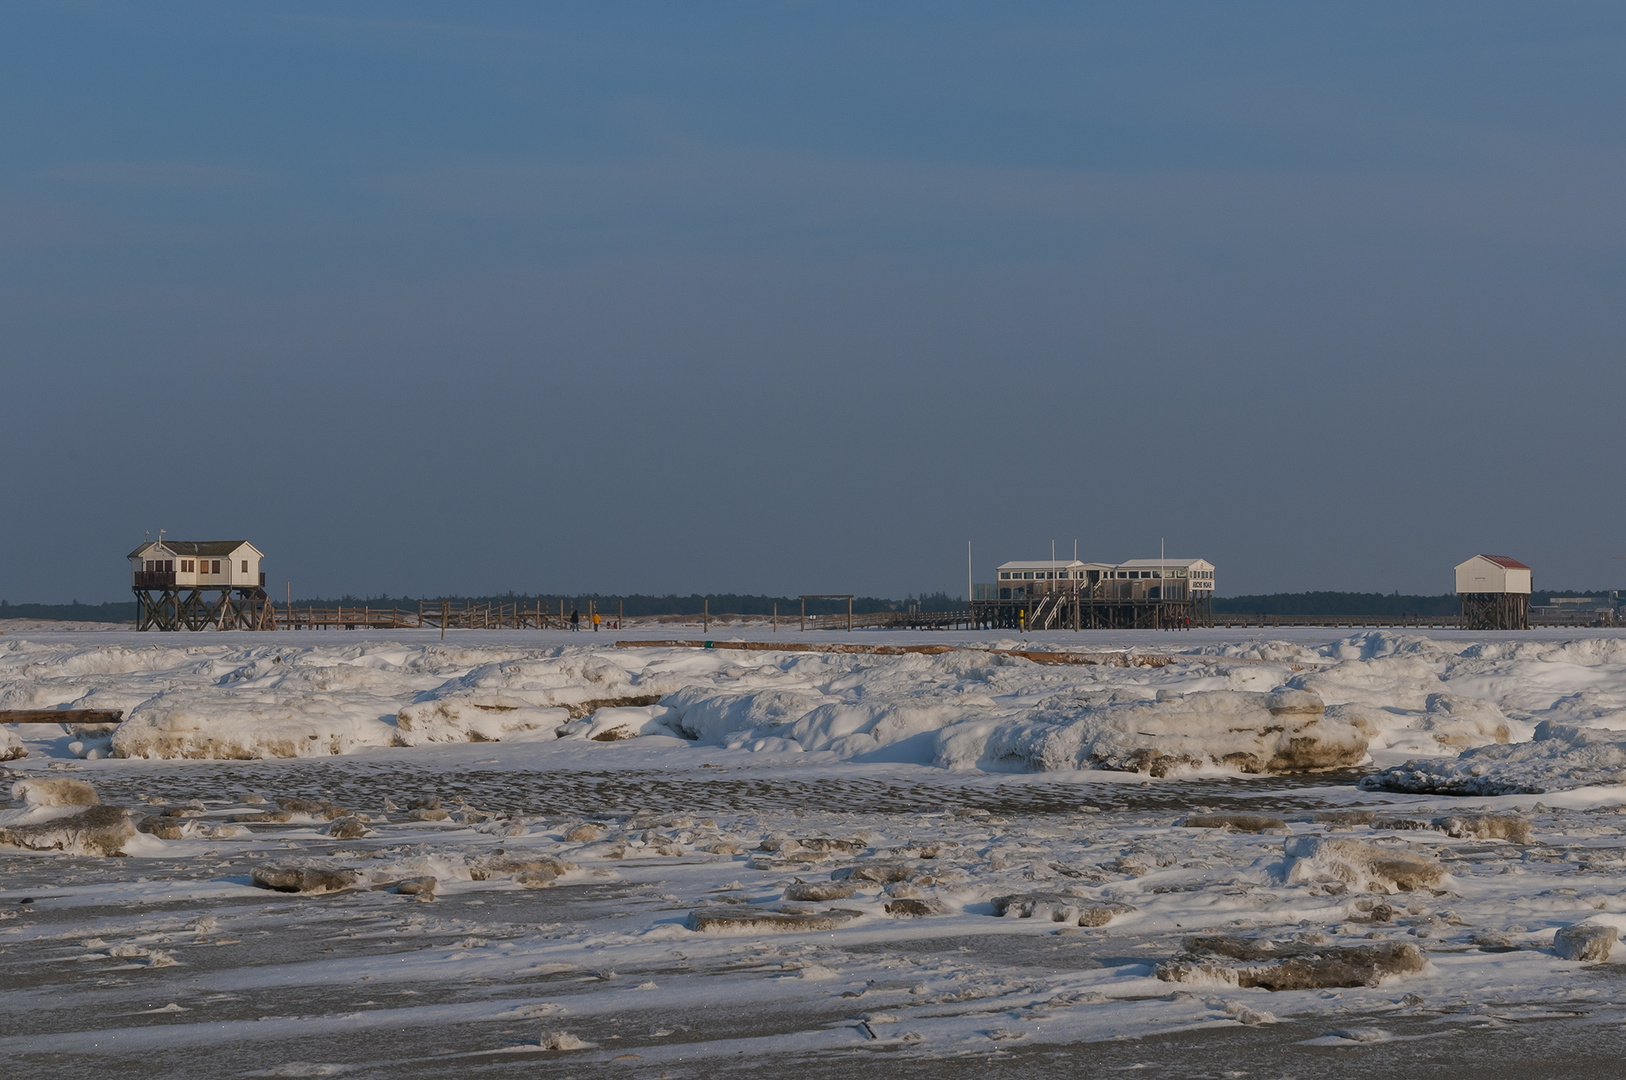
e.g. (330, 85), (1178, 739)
(132, 571), (176, 588)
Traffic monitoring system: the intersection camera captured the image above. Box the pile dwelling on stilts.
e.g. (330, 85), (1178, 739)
(1454, 554), (1531, 631)
(972, 557), (1216, 631)
(129, 539), (274, 631)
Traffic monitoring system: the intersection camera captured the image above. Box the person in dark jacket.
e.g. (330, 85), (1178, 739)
(570, 607), (580, 631)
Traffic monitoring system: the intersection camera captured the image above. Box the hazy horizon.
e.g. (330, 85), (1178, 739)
(6, 3), (1625, 604)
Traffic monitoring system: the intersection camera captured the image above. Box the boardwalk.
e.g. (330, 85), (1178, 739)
(277, 600), (577, 631)
(250, 603), (1612, 632)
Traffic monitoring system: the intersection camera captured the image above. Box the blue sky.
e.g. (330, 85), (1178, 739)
(4, 2), (1625, 602)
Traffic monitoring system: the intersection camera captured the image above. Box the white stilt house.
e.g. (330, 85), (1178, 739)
(1454, 554), (1530, 630)
(130, 540), (264, 590)
(129, 539), (270, 630)
(983, 554), (1217, 629)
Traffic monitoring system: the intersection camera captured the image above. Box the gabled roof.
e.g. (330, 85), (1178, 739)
(128, 540), (261, 559)
(1117, 558), (1210, 569)
(1475, 555), (1530, 570)
(997, 559), (1093, 570)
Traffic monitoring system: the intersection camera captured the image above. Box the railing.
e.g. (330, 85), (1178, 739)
(802, 609), (976, 631)
(132, 571), (176, 588)
(276, 601), (577, 631)
(280, 606), (420, 630)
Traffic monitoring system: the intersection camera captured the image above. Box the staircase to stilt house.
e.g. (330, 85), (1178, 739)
(1027, 592), (1060, 631)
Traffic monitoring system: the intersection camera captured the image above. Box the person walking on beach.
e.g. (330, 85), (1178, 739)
(570, 607), (580, 631)
(592, 611), (600, 632)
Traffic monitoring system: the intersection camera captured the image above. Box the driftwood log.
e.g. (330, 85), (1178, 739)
(0, 710), (123, 725)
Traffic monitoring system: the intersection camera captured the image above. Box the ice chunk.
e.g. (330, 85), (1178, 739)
(1433, 813), (1531, 844)
(1415, 693), (1515, 747)
(1180, 813), (1287, 833)
(1283, 836), (1445, 893)
(664, 686), (828, 743)
(783, 882), (857, 902)
(468, 854), (577, 881)
(0, 805), (136, 856)
(137, 817), (188, 840)
(1362, 720), (1626, 795)
(111, 690), (392, 759)
(992, 893), (1129, 926)
(830, 861), (912, 884)
(12, 778), (98, 807)
(249, 867), (360, 894)
(1158, 941), (1426, 990)
(947, 689), (1367, 776)
(554, 704), (682, 742)
(884, 898), (943, 917)
(538, 1030), (592, 1050)
(1554, 922), (1616, 962)
(1302, 809), (1376, 826)
(0, 727), (24, 762)
(685, 906), (859, 933)
(395, 700), (571, 743)
(327, 817), (369, 839)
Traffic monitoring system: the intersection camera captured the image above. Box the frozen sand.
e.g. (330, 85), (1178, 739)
(4, 627), (1626, 1075)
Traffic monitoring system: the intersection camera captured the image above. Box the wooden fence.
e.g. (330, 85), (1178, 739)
(801, 609), (976, 631)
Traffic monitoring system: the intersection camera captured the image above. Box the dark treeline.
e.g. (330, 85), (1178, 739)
(1213, 590), (1621, 616)
(1213, 592), (1461, 616)
(0, 600), (139, 623)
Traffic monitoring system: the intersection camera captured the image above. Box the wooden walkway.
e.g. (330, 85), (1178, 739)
(800, 609), (976, 632)
(277, 600), (579, 631)
(222, 604), (1614, 633)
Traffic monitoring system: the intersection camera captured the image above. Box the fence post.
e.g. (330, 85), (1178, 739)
(848, 596), (853, 632)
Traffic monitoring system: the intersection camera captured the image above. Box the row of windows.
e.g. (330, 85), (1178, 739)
(999, 570), (1089, 580)
(141, 559), (249, 574)
(999, 568), (1213, 581)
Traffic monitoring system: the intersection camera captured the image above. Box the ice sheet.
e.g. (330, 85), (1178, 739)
(3, 627), (1626, 1074)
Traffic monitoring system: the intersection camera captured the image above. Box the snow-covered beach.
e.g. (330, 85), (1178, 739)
(8, 627), (1626, 1076)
